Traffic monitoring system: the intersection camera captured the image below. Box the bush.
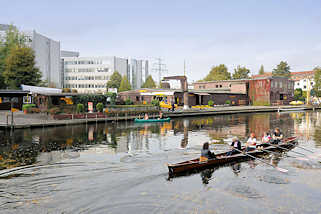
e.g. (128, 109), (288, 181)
(76, 104), (84, 113)
(96, 102), (104, 112)
(125, 98), (133, 105)
(225, 100), (231, 105)
(151, 99), (160, 107)
(22, 104), (36, 111)
(62, 88), (71, 93)
(208, 100), (214, 106)
(49, 107), (60, 115)
(28, 107), (41, 113)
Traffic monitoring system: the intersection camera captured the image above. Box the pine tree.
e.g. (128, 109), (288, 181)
(259, 65), (264, 75)
(106, 71), (122, 90)
(142, 75), (156, 88)
(232, 65), (250, 79)
(272, 61), (291, 78)
(119, 75), (131, 92)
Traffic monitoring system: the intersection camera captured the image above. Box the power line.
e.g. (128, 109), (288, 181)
(152, 57), (168, 83)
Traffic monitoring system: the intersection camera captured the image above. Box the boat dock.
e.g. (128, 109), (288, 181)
(0, 105), (318, 130)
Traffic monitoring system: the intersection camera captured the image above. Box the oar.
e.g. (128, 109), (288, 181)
(268, 143), (307, 157)
(286, 142), (315, 153)
(225, 144), (288, 173)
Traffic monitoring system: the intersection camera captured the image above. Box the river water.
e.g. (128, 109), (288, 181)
(0, 111), (321, 214)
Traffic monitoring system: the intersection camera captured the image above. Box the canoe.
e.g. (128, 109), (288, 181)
(134, 117), (171, 123)
(168, 137), (297, 175)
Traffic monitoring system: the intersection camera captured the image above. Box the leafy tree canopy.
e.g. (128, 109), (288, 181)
(313, 67), (321, 97)
(106, 71), (122, 89)
(119, 75), (131, 92)
(203, 64), (231, 81)
(142, 75), (156, 88)
(259, 65), (264, 75)
(0, 25), (27, 89)
(232, 65), (250, 79)
(3, 46), (42, 89)
(272, 61), (291, 78)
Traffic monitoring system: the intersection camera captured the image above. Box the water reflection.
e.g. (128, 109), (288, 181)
(0, 111), (321, 170)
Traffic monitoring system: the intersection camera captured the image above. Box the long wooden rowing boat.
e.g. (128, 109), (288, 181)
(134, 117), (171, 123)
(168, 137), (297, 175)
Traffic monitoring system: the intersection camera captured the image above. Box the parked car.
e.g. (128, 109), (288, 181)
(290, 100), (304, 105)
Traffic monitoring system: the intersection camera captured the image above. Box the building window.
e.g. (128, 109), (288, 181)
(297, 82), (300, 86)
(229, 84), (231, 88)
(304, 85), (306, 89)
(216, 85), (218, 88)
(220, 85), (222, 88)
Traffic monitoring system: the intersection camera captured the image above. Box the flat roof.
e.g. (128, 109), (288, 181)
(0, 90), (29, 95)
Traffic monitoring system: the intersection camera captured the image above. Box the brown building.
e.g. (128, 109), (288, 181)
(118, 88), (248, 106)
(248, 77), (294, 105)
(193, 79), (249, 94)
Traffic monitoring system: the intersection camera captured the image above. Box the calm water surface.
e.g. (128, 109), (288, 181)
(0, 111), (321, 214)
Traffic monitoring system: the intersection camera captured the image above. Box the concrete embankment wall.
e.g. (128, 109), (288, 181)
(0, 106), (318, 130)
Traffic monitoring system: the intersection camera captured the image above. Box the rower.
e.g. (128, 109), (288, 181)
(245, 133), (257, 152)
(144, 113), (149, 120)
(272, 128), (283, 144)
(261, 131), (272, 144)
(227, 137), (242, 156)
(200, 142), (216, 162)
(158, 111), (163, 119)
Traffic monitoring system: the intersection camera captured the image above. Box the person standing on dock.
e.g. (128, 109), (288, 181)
(272, 128), (283, 144)
(245, 133), (257, 152)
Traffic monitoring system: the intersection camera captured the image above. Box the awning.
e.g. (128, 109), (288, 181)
(193, 92), (210, 96)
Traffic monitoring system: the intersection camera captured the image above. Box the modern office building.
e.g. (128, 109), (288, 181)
(1, 25), (62, 88)
(61, 50), (79, 57)
(62, 56), (149, 93)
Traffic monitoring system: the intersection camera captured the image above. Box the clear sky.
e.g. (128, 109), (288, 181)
(2, 0), (321, 82)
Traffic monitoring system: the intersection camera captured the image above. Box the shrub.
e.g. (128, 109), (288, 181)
(76, 104), (84, 113)
(28, 108), (41, 113)
(22, 104), (36, 111)
(62, 88), (71, 93)
(225, 100), (231, 105)
(151, 99), (160, 107)
(96, 102), (104, 112)
(208, 100), (214, 106)
(49, 107), (60, 115)
(125, 98), (133, 105)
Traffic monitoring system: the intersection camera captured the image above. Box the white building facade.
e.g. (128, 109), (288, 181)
(292, 71), (315, 92)
(63, 56), (149, 93)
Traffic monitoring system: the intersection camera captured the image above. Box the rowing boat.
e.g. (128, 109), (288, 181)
(134, 117), (171, 123)
(168, 137), (297, 175)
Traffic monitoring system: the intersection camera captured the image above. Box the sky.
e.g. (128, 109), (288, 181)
(1, 0), (321, 82)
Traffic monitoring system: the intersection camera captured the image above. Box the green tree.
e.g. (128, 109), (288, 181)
(106, 71), (122, 90)
(3, 46), (42, 89)
(313, 67), (321, 97)
(272, 61), (291, 78)
(142, 75), (156, 88)
(0, 25), (27, 89)
(232, 65), (250, 79)
(119, 75), (131, 92)
(259, 65), (264, 75)
(203, 64), (231, 81)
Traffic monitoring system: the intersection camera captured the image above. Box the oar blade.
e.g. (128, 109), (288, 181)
(276, 167), (288, 173)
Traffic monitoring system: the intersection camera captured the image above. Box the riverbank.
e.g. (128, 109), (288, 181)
(0, 105), (318, 130)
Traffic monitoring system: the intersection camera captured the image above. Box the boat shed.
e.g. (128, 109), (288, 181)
(0, 90), (29, 110)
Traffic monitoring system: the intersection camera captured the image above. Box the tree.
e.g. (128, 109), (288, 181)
(313, 67), (321, 97)
(0, 25), (27, 89)
(272, 61), (291, 78)
(203, 64), (231, 81)
(106, 71), (122, 90)
(3, 46), (42, 89)
(259, 65), (264, 75)
(232, 65), (250, 79)
(141, 75), (156, 88)
(119, 75), (131, 92)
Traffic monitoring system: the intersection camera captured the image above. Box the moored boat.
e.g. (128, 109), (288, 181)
(168, 137), (297, 175)
(134, 117), (171, 123)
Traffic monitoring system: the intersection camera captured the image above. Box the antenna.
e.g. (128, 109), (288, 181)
(184, 60), (186, 76)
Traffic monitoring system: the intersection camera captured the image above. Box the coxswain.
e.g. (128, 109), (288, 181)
(144, 113), (149, 120)
(158, 111), (163, 119)
(227, 137), (242, 156)
(200, 142), (216, 162)
(272, 128), (283, 144)
(245, 133), (257, 152)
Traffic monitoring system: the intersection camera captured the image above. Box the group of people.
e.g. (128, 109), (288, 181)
(144, 111), (164, 120)
(200, 128), (284, 160)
